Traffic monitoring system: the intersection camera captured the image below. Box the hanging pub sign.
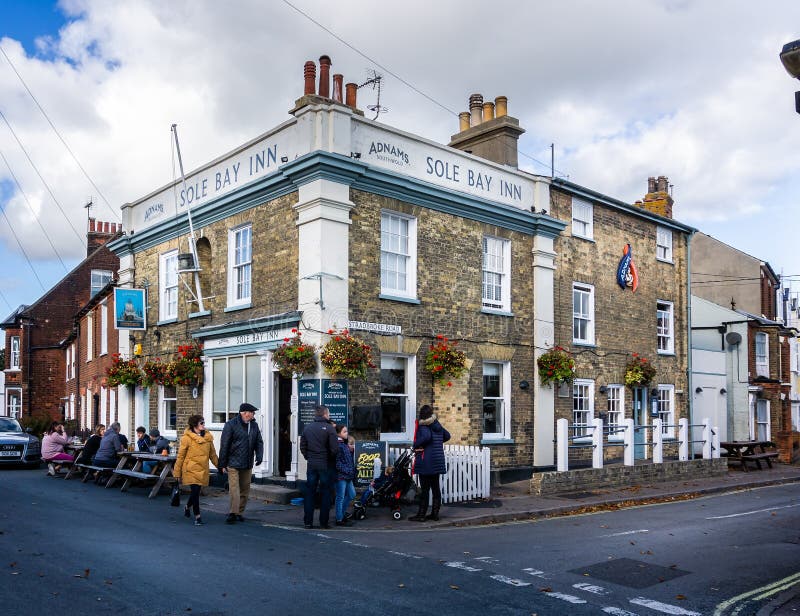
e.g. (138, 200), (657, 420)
(616, 243), (639, 292)
(114, 288), (147, 330)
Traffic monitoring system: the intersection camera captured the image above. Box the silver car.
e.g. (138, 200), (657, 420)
(0, 417), (41, 467)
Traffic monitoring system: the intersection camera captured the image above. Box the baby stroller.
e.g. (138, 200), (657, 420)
(353, 449), (415, 521)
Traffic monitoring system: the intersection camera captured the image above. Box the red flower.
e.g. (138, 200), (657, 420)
(447, 381), (452, 387)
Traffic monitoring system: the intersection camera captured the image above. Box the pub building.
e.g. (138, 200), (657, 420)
(108, 55), (693, 484)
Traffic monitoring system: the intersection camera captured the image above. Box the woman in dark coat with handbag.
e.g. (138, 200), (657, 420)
(410, 404), (450, 521)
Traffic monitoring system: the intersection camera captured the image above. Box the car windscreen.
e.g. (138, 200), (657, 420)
(0, 418), (22, 432)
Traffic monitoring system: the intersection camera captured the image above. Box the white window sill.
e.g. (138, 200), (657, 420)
(157, 318), (178, 326)
(656, 257), (674, 265)
(189, 310), (211, 319)
(572, 234), (595, 242)
(4, 368), (21, 373)
(657, 350), (675, 356)
(573, 341), (596, 348)
(572, 436), (593, 444)
(379, 435), (413, 444)
(480, 437), (514, 445)
(379, 294), (420, 305)
(481, 308), (513, 317)
(224, 303), (252, 313)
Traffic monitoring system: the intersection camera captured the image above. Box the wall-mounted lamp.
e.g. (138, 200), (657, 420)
(280, 156), (289, 163)
(720, 388), (727, 395)
(598, 385), (608, 394)
(518, 380), (530, 390)
(650, 388), (659, 397)
(695, 386), (704, 394)
(129, 334), (136, 345)
(350, 152), (361, 159)
(154, 328), (161, 342)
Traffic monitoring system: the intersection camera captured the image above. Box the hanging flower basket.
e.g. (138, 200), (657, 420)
(425, 334), (467, 386)
(272, 329), (317, 378)
(537, 346), (576, 387)
(142, 358), (169, 388)
(320, 329), (374, 380)
(166, 343), (204, 387)
(624, 353), (656, 387)
(106, 354), (143, 387)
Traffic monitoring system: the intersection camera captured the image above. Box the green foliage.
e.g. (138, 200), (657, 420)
(537, 346), (576, 387)
(320, 329), (374, 380)
(624, 353), (656, 387)
(425, 335), (467, 386)
(272, 329), (317, 378)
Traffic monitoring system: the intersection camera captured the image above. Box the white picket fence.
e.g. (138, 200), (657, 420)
(389, 445), (491, 504)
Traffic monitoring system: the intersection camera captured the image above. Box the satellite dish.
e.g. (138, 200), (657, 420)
(725, 332), (742, 346)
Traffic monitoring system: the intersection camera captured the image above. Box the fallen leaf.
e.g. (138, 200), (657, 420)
(539, 586), (552, 593)
(583, 573), (590, 576)
(222, 593), (227, 598)
(630, 541), (636, 545)
(669, 564), (678, 569)
(84, 569), (90, 578)
(397, 583), (405, 588)
(450, 585), (459, 590)
(286, 561), (292, 565)
(104, 580), (113, 585)
(676, 594), (687, 600)
(9, 562), (16, 568)
(11, 572), (19, 576)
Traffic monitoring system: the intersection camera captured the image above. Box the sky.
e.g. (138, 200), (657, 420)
(1, 0), (799, 334)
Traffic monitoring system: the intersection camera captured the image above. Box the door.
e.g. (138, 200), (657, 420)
(633, 387), (647, 460)
(274, 375), (293, 477)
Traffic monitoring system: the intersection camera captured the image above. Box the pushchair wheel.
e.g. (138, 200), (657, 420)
(355, 507), (367, 520)
(392, 510), (402, 520)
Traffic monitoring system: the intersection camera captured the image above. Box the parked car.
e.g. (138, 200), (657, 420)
(0, 417), (41, 468)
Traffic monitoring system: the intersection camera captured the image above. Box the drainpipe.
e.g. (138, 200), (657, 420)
(24, 320), (32, 417)
(75, 322), (81, 430)
(686, 231), (695, 459)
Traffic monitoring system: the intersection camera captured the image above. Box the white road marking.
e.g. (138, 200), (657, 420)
(489, 574), (530, 587)
(522, 568), (548, 578)
(573, 582), (610, 595)
(629, 597), (701, 615)
(600, 529), (650, 537)
(314, 533), (331, 539)
(714, 571), (800, 615)
(602, 608), (639, 616)
(545, 592), (587, 604)
(388, 550), (422, 559)
(705, 503), (800, 519)
(444, 561), (483, 572)
(474, 556), (500, 563)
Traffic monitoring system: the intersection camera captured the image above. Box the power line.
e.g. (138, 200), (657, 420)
(0, 45), (121, 223)
(0, 149), (69, 272)
(0, 288), (13, 314)
(0, 108), (86, 248)
(281, 0), (568, 177)
(0, 201), (47, 291)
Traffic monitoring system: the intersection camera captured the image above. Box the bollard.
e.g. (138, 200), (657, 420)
(557, 418), (568, 472)
(702, 418), (712, 460)
(712, 426), (720, 459)
(592, 418), (603, 469)
(623, 418), (634, 466)
(652, 419), (663, 464)
(678, 418), (688, 461)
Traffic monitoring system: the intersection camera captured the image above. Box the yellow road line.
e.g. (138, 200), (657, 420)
(714, 571), (800, 615)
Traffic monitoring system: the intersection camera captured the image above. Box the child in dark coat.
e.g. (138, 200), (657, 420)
(359, 465), (394, 506)
(334, 425), (356, 526)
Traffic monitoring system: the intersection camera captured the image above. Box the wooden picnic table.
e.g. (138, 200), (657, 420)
(720, 440), (778, 471)
(106, 451), (177, 498)
(62, 443), (84, 480)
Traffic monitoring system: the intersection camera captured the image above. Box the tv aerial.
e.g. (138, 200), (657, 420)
(359, 69), (388, 120)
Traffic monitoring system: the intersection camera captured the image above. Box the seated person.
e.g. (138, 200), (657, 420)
(142, 428), (171, 474)
(135, 426), (151, 452)
(42, 421), (74, 476)
(93, 422), (125, 468)
(359, 465), (394, 506)
(76, 424), (105, 465)
(118, 433), (129, 451)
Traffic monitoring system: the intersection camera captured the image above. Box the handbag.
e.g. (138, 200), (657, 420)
(170, 481), (181, 507)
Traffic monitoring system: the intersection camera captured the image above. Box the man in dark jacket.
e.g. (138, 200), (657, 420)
(299, 404), (338, 529)
(93, 422), (125, 468)
(218, 402), (264, 524)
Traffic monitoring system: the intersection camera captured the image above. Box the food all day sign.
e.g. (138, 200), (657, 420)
(354, 441), (387, 487)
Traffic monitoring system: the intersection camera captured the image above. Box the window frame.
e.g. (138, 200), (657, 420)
(657, 384), (675, 438)
(227, 224), (253, 307)
(100, 301), (108, 356)
(209, 353), (261, 428)
(9, 336), (20, 370)
(86, 313), (93, 361)
(753, 398), (770, 441)
(755, 332), (769, 377)
(159, 250), (179, 322)
(481, 236), (512, 312)
(482, 361), (512, 440)
(656, 226), (673, 263)
(572, 282), (595, 345)
(5, 388), (22, 418)
(657, 300), (675, 355)
(90, 269), (113, 297)
(606, 384), (625, 441)
(159, 385), (178, 437)
(380, 211), (418, 300)
(571, 198), (594, 240)
(379, 353), (417, 442)
(572, 378), (595, 440)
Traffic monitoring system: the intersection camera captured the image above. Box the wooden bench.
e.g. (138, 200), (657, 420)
(741, 451), (779, 470)
(43, 458), (73, 477)
(69, 463), (115, 483)
(113, 469), (160, 493)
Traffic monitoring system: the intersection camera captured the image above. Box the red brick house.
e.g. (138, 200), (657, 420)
(1, 219), (121, 421)
(63, 281), (121, 429)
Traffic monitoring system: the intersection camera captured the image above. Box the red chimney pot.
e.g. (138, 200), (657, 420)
(319, 55), (331, 98)
(304, 61), (316, 96)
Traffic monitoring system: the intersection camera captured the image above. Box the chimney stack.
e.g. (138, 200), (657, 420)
(449, 93), (525, 168)
(636, 175), (674, 219)
(87, 217), (122, 257)
(318, 55), (331, 98)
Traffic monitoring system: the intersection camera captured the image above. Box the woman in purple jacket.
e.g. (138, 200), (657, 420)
(334, 424), (356, 526)
(42, 421), (74, 476)
(410, 405), (450, 522)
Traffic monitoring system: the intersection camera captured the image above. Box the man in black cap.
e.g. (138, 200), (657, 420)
(218, 402), (264, 524)
(299, 404), (338, 529)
